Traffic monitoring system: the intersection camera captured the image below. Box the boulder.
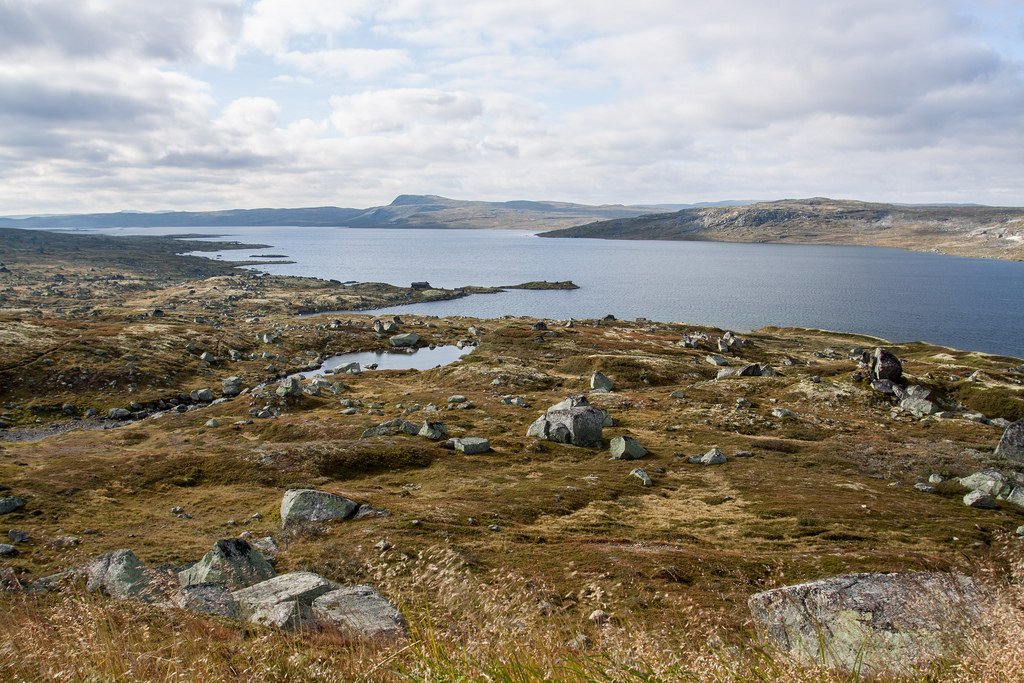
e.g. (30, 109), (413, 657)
(418, 421), (449, 440)
(630, 468), (653, 487)
(995, 419), (1024, 462)
(0, 496), (25, 515)
(706, 354), (730, 367)
(609, 436), (647, 460)
(86, 549), (151, 600)
(280, 489), (359, 528)
(222, 376), (243, 397)
(699, 448), (727, 465)
(453, 437), (491, 454)
(958, 469), (1012, 498)
(526, 395), (604, 448)
(361, 419), (419, 438)
(869, 348), (903, 382)
(175, 583), (241, 618)
(900, 397), (940, 417)
(276, 377), (302, 397)
(178, 539), (276, 589)
(191, 388), (214, 403)
(312, 586), (408, 641)
(964, 490), (998, 509)
(749, 572), (984, 675)
(232, 571), (338, 630)
(389, 333), (420, 348)
(871, 379), (898, 395)
(590, 372), (614, 392)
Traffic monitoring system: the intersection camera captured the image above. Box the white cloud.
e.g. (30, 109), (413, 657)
(0, 0), (1023, 212)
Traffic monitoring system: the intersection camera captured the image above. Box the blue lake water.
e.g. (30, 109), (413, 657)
(299, 345), (474, 377)
(79, 226), (1024, 358)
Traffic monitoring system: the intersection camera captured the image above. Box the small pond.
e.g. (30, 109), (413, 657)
(300, 345), (474, 377)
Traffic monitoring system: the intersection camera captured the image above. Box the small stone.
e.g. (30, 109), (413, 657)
(609, 436), (647, 460)
(454, 437), (491, 454)
(588, 609), (610, 624)
(374, 539), (393, 552)
(0, 497), (26, 515)
(630, 468), (653, 486)
(590, 372), (614, 392)
(699, 448), (727, 465)
(8, 530), (29, 543)
(0, 544), (16, 556)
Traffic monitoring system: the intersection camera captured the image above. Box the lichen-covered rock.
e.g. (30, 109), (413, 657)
(900, 397), (939, 417)
(232, 571), (338, 629)
(176, 583), (241, 618)
(995, 419), (1024, 462)
(361, 419), (419, 438)
(280, 489), (359, 528)
(86, 549), (152, 600)
(312, 586), (408, 641)
(958, 469), (1013, 498)
(418, 421), (448, 440)
(749, 572), (984, 675)
(0, 496), (25, 515)
(178, 539), (276, 589)
(526, 395), (604, 448)
(609, 436), (647, 460)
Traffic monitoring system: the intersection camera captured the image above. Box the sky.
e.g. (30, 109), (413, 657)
(1, 0), (1023, 214)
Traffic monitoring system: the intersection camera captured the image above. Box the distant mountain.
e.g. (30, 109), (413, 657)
(0, 195), (669, 231)
(538, 197), (1024, 261)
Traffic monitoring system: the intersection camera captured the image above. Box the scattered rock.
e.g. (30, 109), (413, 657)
(453, 437), (491, 454)
(630, 468), (653, 486)
(0, 496), (25, 515)
(698, 448), (727, 465)
(706, 354), (730, 367)
(588, 609), (610, 624)
(361, 419), (419, 438)
(222, 376), (243, 397)
(0, 544), (15, 556)
(418, 421), (449, 440)
(749, 572), (984, 675)
(8, 529), (29, 543)
(280, 489), (359, 528)
(609, 436), (647, 460)
(770, 408), (795, 419)
(590, 372), (614, 392)
(900, 397), (940, 417)
(276, 377), (302, 398)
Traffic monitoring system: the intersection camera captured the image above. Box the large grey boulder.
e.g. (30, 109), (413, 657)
(590, 372), (614, 392)
(176, 583), (241, 618)
(86, 549), (151, 600)
(526, 395), (604, 448)
(609, 436), (647, 460)
(749, 572), (984, 675)
(178, 539), (276, 589)
(312, 586), (408, 641)
(958, 469), (1012, 498)
(389, 332), (420, 348)
(995, 419), (1024, 462)
(280, 489), (359, 528)
(869, 348), (903, 382)
(232, 571), (338, 630)
(0, 496), (25, 515)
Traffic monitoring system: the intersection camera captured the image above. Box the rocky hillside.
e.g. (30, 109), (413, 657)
(0, 195), (667, 231)
(539, 198), (1024, 260)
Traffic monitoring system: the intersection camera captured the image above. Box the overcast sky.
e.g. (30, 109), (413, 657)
(1, 0), (1023, 213)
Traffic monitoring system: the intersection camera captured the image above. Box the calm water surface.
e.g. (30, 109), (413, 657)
(299, 345), (473, 377)
(84, 226), (1024, 358)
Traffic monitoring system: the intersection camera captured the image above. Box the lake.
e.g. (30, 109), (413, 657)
(82, 225), (1024, 358)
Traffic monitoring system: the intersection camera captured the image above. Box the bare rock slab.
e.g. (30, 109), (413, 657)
(176, 583), (241, 619)
(749, 572), (984, 675)
(280, 489), (359, 528)
(312, 585), (408, 641)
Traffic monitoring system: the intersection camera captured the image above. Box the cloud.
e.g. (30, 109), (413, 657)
(0, 0), (1023, 212)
